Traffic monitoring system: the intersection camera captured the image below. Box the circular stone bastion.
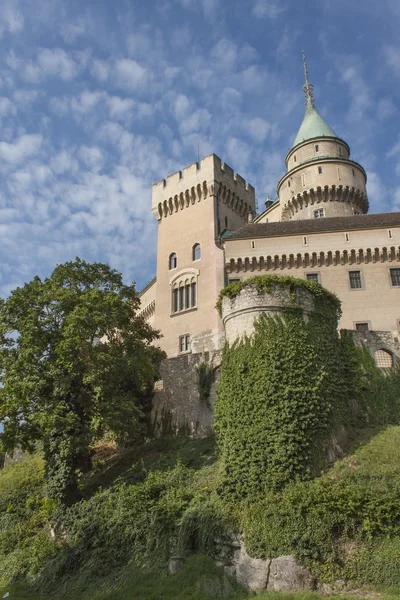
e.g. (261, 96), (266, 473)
(221, 281), (316, 345)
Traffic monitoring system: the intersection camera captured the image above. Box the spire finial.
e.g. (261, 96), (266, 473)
(302, 50), (314, 107)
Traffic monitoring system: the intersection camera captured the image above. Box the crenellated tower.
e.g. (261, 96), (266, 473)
(151, 153), (255, 357)
(277, 53), (368, 221)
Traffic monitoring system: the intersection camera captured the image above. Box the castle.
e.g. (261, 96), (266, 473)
(139, 55), (400, 377)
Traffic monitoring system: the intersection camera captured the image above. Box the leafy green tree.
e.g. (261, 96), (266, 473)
(0, 259), (164, 505)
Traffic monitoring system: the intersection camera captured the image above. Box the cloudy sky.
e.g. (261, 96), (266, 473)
(1, 0), (400, 296)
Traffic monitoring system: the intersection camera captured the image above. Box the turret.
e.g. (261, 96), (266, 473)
(277, 53), (368, 221)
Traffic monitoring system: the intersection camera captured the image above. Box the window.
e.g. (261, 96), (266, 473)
(388, 229), (393, 239)
(251, 240), (256, 249)
(352, 168), (355, 176)
(288, 180), (291, 187)
(193, 243), (201, 261)
(315, 144), (319, 152)
(294, 155), (297, 163)
(301, 173), (305, 186)
(337, 167), (341, 180)
(172, 288), (179, 312)
(169, 252), (177, 270)
(228, 278), (240, 284)
(318, 166), (323, 174)
(179, 334), (191, 353)
(349, 270), (363, 289)
(355, 322), (369, 333)
(375, 349), (393, 368)
(225, 216), (228, 229)
(172, 281), (197, 313)
(306, 273), (319, 282)
(338, 146), (342, 156)
(191, 282), (197, 306)
(314, 208), (324, 218)
(390, 268), (400, 287)
(345, 233), (350, 242)
(303, 236), (308, 246)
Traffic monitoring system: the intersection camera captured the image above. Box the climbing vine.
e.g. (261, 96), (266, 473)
(214, 275), (347, 498)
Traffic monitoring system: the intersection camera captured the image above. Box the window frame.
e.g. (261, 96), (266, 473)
(348, 269), (364, 290)
(169, 252), (177, 270)
(306, 272), (320, 283)
(192, 243), (201, 262)
(313, 208), (325, 219)
(179, 334), (191, 354)
(354, 321), (370, 333)
(389, 267), (400, 287)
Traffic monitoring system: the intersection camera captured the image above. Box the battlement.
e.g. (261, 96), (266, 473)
(153, 153), (254, 194)
(152, 153), (255, 219)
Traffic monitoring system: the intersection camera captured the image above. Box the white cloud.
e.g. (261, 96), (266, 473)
(0, 134), (42, 164)
(383, 45), (400, 75)
(91, 59), (109, 82)
(114, 59), (150, 92)
(78, 146), (106, 172)
(341, 66), (370, 115)
(0, 2), (24, 37)
(7, 48), (81, 82)
(245, 117), (271, 143)
(252, 0), (285, 19)
(0, 97), (16, 117)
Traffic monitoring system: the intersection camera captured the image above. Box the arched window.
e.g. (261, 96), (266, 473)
(169, 253), (177, 270)
(192, 243), (201, 261)
(375, 349), (393, 368)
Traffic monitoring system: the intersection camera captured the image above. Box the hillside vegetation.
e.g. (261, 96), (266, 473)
(1, 426), (400, 599)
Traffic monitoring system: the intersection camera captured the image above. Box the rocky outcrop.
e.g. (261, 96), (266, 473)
(219, 538), (315, 593)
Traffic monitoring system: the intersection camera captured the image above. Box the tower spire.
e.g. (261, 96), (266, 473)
(302, 50), (314, 107)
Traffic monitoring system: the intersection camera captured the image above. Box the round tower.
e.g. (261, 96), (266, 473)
(277, 53), (368, 221)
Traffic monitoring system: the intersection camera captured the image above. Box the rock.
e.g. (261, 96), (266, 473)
(168, 556), (184, 575)
(268, 555), (315, 592)
(234, 547), (271, 592)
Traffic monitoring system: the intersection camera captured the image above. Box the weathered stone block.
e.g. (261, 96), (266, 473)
(268, 555), (315, 592)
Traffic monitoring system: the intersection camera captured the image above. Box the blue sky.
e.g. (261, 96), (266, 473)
(1, 0), (400, 296)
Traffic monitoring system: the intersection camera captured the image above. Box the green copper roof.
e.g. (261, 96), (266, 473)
(293, 103), (339, 148)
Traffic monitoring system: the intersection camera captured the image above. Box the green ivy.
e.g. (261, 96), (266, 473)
(216, 274), (341, 317)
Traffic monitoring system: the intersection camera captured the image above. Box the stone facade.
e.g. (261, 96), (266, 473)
(151, 351), (221, 438)
(221, 284), (315, 344)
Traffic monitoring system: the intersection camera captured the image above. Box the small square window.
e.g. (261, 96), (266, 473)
(306, 273), (319, 283)
(179, 334), (191, 353)
(355, 322), (369, 333)
(390, 268), (400, 287)
(314, 208), (324, 218)
(349, 270), (363, 289)
(318, 166), (323, 174)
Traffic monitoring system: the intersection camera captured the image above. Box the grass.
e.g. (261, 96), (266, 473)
(1, 429), (400, 599)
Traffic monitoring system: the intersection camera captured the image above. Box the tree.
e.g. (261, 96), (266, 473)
(0, 258), (165, 505)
